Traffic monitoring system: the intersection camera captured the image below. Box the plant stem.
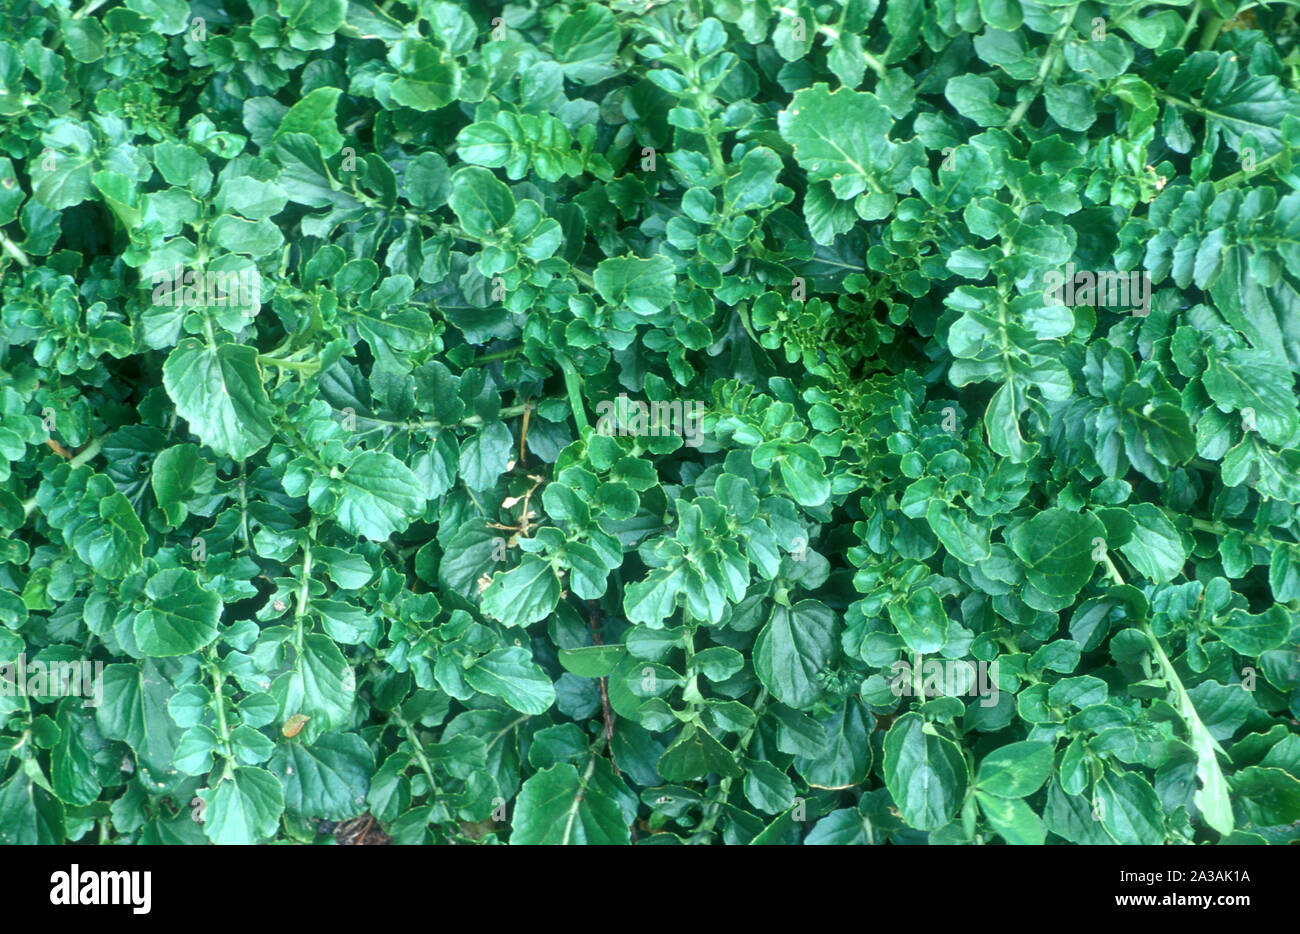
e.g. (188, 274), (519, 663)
(0, 231), (30, 267)
(1197, 14), (1226, 50)
(476, 346), (523, 364)
(1189, 516), (1276, 549)
(207, 649), (235, 766)
(294, 519), (316, 653)
(689, 687), (768, 844)
(1004, 13), (1072, 130)
(395, 710), (439, 801)
(556, 353), (589, 433)
(237, 462), (251, 553)
(1215, 149), (1284, 191)
(560, 756), (599, 845)
(257, 354), (320, 373)
(1178, 0), (1203, 48)
(22, 436), (105, 518)
(74, 0), (112, 18)
(586, 601), (621, 776)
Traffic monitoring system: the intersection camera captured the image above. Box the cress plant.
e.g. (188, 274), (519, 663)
(0, 0), (1299, 845)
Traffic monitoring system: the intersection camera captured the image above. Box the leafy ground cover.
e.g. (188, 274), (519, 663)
(2, 0), (1300, 845)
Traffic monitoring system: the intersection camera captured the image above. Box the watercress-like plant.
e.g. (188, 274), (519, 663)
(1, 0), (1299, 845)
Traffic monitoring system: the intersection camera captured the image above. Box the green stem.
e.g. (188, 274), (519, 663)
(1004, 12), (1073, 130)
(294, 519), (316, 653)
(683, 68), (727, 179)
(74, 0), (112, 18)
(1178, 0), (1203, 48)
(555, 353), (589, 434)
(1101, 553), (1125, 587)
(257, 354), (320, 374)
(560, 756), (599, 844)
(689, 688), (769, 844)
(207, 649), (235, 766)
(1189, 517), (1276, 549)
(237, 463), (251, 554)
(349, 403), (531, 436)
(476, 346), (523, 364)
(1214, 149), (1284, 191)
(0, 231), (30, 268)
(1197, 14), (1225, 51)
(395, 710), (439, 801)
(22, 436), (105, 518)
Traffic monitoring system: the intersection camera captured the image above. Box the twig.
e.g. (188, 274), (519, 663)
(518, 401), (531, 467)
(586, 601), (620, 774)
(586, 600), (637, 841)
(22, 435), (105, 518)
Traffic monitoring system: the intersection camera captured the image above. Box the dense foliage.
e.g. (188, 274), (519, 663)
(3, 0), (1300, 845)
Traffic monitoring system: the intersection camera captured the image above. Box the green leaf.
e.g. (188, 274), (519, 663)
(273, 87), (344, 157)
(1118, 504), (1186, 584)
(134, 568), (222, 657)
(883, 713), (967, 831)
(151, 443), (216, 527)
(593, 254), (677, 315)
(926, 500), (992, 565)
(976, 791), (1045, 844)
(779, 83), (917, 201)
(1203, 348), (1300, 447)
(480, 554), (562, 628)
(162, 339), (276, 461)
(1230, 766), (1300, 826)
(724, 147), (785, 213)
(280, 634), (356, 733)
(888, 588), (949, 654)
(945, 75), (1010, 127)
(449, 166), (515, 238)
(1096, 771), (1165, 844)
(75, 491), (147, 580)
(792, 698), (873, 789)
(269, 732), (375, 820)
(95, 661), (184, 791)
(1010, 508), (1105, 599)
(754, 599), (837, 710)
(657, 723), (743, 782)
(552, 5), (621, 84)
(511, 762), (631, 844)
(975, 741), (1053, 797)
(458, 422), (513, 491)
(1213, 605), (1290, 655)
(334, 451), (426, 541)
(0, 770), (64, 844)
(52, 701), (103, 807)
(463, 647), (556, 715)
(558, 645), (627, 677)
(200, 766), (286, 844)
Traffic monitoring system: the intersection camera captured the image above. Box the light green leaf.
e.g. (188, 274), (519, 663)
(134, 568), (222, 657)
(754, 599), (838, 710)
(335, 451), (426, 541)
(201, 766), (285, 844)
(162, 338), (276, 461)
